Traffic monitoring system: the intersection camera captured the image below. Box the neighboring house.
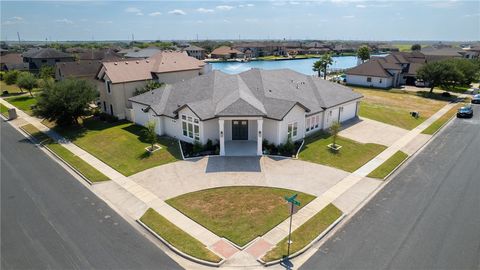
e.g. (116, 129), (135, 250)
(96, 51), (210, 120)
(1, 53), (29, 71)
(210, 46), (244, 59)
(234, 42), (287, 57)
(123, 47), (162, 59)
(183, 45), (205, 60)
(463, 46), (480, 59)
(55, 61), (102, 84)
(129, 69), (362, 156)
(77, 48), (123, 61)
(22, 48), (74, 71)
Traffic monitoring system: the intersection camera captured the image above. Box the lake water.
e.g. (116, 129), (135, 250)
(211, 55), (385, 75)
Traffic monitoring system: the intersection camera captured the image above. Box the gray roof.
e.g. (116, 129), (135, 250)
(130, 69), (362, 120)
(124, 47), (161, 58)
(22, 48), (72, 59)
(184, 45), (205, 51)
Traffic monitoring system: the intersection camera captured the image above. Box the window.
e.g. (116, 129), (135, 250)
(41, 59), (47, 63)
(106, 81), (111, 93)
(181, 114), (200, 141)
(367, 77), (372, 82)
(379, 79), (383, 83)
(288, 122), (298, 139)
(315, 115), (319, 128)
(110, 104), (114, 116)
(306, 118), (310, 132)
(103, 101), (106, 112)
(55, 59), (60, 62)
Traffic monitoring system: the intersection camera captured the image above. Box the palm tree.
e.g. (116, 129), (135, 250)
(312, 53), (333, 80)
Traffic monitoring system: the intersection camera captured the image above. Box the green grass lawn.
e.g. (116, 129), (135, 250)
(0, 81), (23, 95)
(262, 203), (342, 262)
(140, 208), (222, 263)
(359, 102), (427, 130)
(166, 186), (316, 247)
(4, 95), (37, 115)
(0, 103), (9, 118)
(422, 104), (463, 135)
(21, 124), (109, 182)
(367, 151), (408, 179)
(54, 118), (181, 176)
(299, 132), (387, 172)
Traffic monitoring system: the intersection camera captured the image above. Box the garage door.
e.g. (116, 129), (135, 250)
(339, 103), (357, 122)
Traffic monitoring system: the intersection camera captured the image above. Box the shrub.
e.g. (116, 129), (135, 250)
(4, 70), (19, 85)
(283, 138), (295, 156)
(193, 141), (203, 153)
(442, 91), (451, 97)
(205, 139), (213, 151)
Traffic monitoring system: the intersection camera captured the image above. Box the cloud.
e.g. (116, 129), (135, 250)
(168, 9), (186, 15)
(426, 0), (459, 8)
(12, 16), (23, 21)
(149, 11), (162, 16)
(463, 13), (480, 17)
(196, 8), (214, 13)
(2, 16), (25, 25)
(216, 5), (235, 10)
(289, 1), (300, 5)
(125, 7), (141, 13)
(97, 20), (113, 24)
(342, 15), (355, 19)
(356, 4), (366, 8)
(55, 18), (73, 24)
(245, 18), (259, 23)
(247, 3), (255, 7)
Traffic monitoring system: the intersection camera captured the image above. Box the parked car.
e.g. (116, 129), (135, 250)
(415, 80), (427, 87)
(471, 94), (480, 104)
(456, 106), (473, 118)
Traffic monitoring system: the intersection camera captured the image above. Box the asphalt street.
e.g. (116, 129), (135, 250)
(1, 121), (183, 270)
(301, 104), (480, 270)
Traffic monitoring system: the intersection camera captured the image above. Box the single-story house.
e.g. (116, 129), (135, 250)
(96, 51), (211, 120)
(210, 46), (244, 59)
(129, 69), (362, 156)
(22, 48), (75, 71)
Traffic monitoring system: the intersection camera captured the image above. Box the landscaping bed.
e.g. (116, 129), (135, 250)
(262, 139), (302, 157)
(367, 151), (408, 179)
(20, 124), (109, 183)
(54, 118), (182, 176)
(299, 131), (386, 172)
(166, 186), (316, 247)
(421, 104), (463, 135)
(140, 208), (222, 263)
(180, 139), (219, 158)
(262, 203), (343, 262)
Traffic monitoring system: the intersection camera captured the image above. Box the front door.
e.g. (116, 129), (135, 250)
(232, 120), (248, 140)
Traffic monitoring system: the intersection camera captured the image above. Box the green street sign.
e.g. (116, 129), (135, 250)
(285, 194), (301, 206)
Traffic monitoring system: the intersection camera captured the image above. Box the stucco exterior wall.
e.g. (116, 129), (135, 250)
(263, 118), (280, 145)
(278, 105), (306, 144)
(202, 118), (219, 144)
(346, 74), (393, 89)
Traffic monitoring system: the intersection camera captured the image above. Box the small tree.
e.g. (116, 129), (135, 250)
(143, 120), (157, 153)
(330, 121), (341, 148)
(313, 53), (333, 80)
(16, 72), (37, 97)
(35, 79), (98, 126)
(357, 45), (370, 63)
(39, 66), (55, 80)
(417, 60), (462, 93)
(411, 44), (422, 51)
(4, 70), (19, 86)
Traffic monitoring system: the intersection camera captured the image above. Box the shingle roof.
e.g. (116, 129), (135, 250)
(345, 59), (393, 78)
(124, 47), (161, 58)
(129, 69), (362, 120)
(22, 48), (72, 59)
(56, 61), (102, 78)
(98, 51), (205, 83)
(78, 48), (123, 61)
(184, 45), (205, 51)
(211, 46), (243, 56)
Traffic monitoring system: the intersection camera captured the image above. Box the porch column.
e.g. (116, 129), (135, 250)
(219, 119), (225, 156)
(257, 119), (263, 156)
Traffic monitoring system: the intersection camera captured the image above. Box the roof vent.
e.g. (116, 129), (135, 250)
(114, 62), (118, 65)
(146, 60), (150, 63)
(136, 61), (139, 64)
(125, 62), (128, 65)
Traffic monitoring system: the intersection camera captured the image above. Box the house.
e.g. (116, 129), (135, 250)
(129, 69), (362, 156)
(77, 48), (123, 61)
(234, 42), (287, 57)
(183, 45), (205, 60)
(96, 51), (211, 120)
(1, 53), (29, 71)
(55, 61), (102, 84)
(22, 48), (74, 71)
(123, 47), (162, 59)
(210, 46), (244, 59)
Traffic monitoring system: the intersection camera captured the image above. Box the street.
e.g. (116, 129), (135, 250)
(1, 121), (183, 270)
(301, 104), (480, 270)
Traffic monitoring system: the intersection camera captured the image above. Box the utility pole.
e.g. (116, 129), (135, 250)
(17, 32), (21, 46)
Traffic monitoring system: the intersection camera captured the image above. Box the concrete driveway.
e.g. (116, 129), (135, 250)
(129, 156), (350, 200)
(340, 118), (409, 146)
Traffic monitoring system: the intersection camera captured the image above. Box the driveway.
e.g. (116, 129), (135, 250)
(129, 156), (350, 200)
(340, 118), (409, 146)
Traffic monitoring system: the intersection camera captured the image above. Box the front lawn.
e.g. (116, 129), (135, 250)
(0, 81), (23, 95)
(21, 124), (109, 182)
(367, 151), (408, 179)
(140, 208), (222, 263)
(262, 203), (342, 262)
(421, 104), (463, 135)
(54, 118), (182, 176)
(299, 131), (386, 172)
(166, 186), (316, 247)
(4, 95), (37, 115)
(0, 103), (9, 118)
(354, 88), (448, 130)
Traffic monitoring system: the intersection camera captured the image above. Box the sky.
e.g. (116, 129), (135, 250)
(1, 0), (479, 41)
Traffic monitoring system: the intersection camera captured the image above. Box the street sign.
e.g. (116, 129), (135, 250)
(284, 193), (301, 258)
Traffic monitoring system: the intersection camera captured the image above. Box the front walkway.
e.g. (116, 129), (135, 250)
(224, 140), (257, 156)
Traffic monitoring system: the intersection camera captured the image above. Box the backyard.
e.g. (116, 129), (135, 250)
(354, 87), (449, 130)
(299, 131), (386, 172)
(166, 186), (316, 247)
(54, 118), (182, 176)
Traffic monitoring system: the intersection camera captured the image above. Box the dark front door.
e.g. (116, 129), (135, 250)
(232, 120), (248, 140)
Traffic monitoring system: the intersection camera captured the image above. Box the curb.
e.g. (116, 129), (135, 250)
(136, 220), (225, 267)
(258, 213), (347, 266)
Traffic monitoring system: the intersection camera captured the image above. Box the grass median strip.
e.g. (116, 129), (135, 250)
(262, 203), (342, 262)
(0, 103), (9, 118)
(140, 208), (222, 263)
(421, 104), (463, 135)
(21, 124), (109, 182)
(367, 151), (408, 179)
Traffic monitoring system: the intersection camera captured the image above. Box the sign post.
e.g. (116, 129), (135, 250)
(284, 194), (301, 258)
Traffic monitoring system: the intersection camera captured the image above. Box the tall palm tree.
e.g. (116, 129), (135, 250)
(313, 53), (333, 80)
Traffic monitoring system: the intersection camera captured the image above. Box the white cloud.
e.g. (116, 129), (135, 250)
(223, 19), (231, 23)
(463, 13), (480, 17)
(149, 11), (162, 16)
(426, 0), (459, 8)
(356, 4), (366, 8)
(245, 18), (259, 23)
(97, 20), (113, 24)
(168, 9), (187, 15)
(247, 3), (255, 7)
(136, 12), (143, 16)
(197, 8), (214, 13)
(2, 16), (25, 25)
(290, 1), (300, 5)
(55, 18), (73, 24)
(12, 16), (23, 21)
(125, 7), (141, 13)
(342, 15), (355, 19)
(216, 5), (235, 10)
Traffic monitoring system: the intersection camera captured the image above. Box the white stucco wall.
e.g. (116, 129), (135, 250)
(346, 74), (393, 89)
(263, 118), (279, 145)
(202, 118), (219, 144)
(339, 102), (358, 122)
(278, 105), (306, 144)
(248, 120), (258, 141)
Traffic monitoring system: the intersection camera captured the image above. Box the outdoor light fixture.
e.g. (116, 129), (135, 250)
(258, 130), (262, 137)
(220, 131), (223, 137)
